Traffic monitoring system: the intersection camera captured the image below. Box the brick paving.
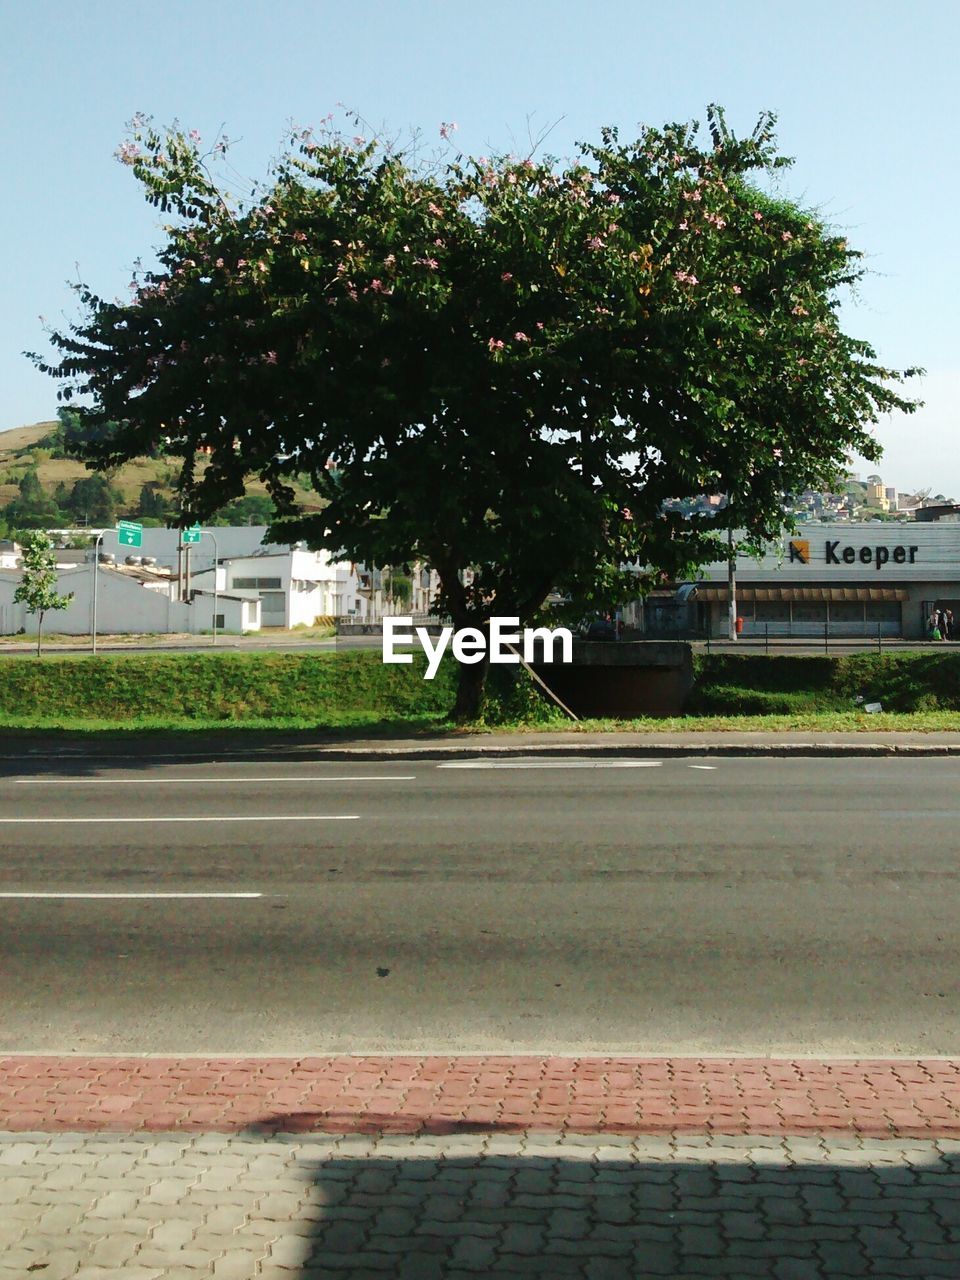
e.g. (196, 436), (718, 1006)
(3, 1130), (960, 1277)
(1, 1056), (960, 1138)
(4, 1057), (960, 1276)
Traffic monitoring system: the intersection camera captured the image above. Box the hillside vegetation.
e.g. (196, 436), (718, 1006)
(0, 420), (320, 529)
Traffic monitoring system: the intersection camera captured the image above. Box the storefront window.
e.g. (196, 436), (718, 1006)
(791, 602), (828, 623)
(865, 602), (901, 623)
(829, 602), (864, 623)
(755, 602), (790, 622)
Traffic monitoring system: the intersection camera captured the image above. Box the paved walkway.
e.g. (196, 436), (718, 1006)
(8, 730), (960, 763)
(3, 1058), (960, 1276)
(4, 1129), (960, 1278)
(2, 1057), (960, 1138)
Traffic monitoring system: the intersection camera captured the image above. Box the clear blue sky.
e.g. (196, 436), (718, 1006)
(4, 0), (958, 492)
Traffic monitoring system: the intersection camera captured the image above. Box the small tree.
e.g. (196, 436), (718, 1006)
(13, 532), (73, 655)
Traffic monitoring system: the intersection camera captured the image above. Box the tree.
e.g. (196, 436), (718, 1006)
(1, 467), (63, 529)
(35, 107), (919, 717)
(64, 473), (122, 524)
(13, 532), (73, 656)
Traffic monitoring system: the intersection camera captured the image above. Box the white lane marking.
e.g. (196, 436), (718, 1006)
(0, 816), (359, 824)
(0, 892), (263, 899)
(688, 765), (717, 770)
(13, 777), (414, 785)
(438, 760), (662, 770)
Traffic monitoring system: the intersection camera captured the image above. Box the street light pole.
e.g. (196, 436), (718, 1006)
(206, 531), (219, 645)
(727, 523), (738, 641)
(90, 531), (105, 655)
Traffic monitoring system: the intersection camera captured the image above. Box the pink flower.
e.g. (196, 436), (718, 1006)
(369, 278), (384, 293)
(215, 258), (225, 268)
(428, 202), (443, 216)
(384, 254), (396, 266)
(586, 236), (604, 250)
(731, 284), (742, 295)
(792, 304), (808, 315)
(674, 270), (699, 286)
(434, 238), (444, 247)
(678, 221), (688, 231)
(535, 321), (544, 330)
(292, 230), (307, 242)
(188, 129), (201, 142)
(487, 338), (505, 351)
(237, 259), (247, 267)
(381, 357), (391, 368)
(264, 351), (278, 364)
(753, 211), (763, 221)
(514, 331), (530, 342)
(605, 192), (621, 204)
(353, 135), (366, 146)
(416, 257), (439, 270)
(116, 141), (141, 165)
(781, 230), (793, 241)
(439, 121), (458, 140)
(501, 271), (513, 282)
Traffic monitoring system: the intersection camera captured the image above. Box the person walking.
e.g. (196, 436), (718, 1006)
(944, 608), (954, 641)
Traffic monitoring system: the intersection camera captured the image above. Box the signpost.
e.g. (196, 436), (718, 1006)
(92, 522), (142, 653)
(117, 520), (143, 548)
(180, 525), (219, 643)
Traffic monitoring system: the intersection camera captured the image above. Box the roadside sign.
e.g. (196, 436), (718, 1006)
(116, 520), (143, 548)
(181, 525), (202, 544)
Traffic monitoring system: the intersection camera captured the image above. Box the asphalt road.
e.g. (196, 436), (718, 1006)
(1, 753), (959, 1056)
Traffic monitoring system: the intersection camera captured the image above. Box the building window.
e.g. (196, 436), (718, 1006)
(213, 614), (225, 630)
(231, 576), (283, 589)
(755, 602), (790, 622)
(792, 602), (827, 623)
(865, 601), (901, 623)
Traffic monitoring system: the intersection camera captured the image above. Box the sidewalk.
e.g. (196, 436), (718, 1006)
(3, 1056), (960, 1277)
(7, 728), (960, 762)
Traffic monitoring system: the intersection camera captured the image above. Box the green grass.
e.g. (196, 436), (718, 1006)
(2, 648), (960, 735)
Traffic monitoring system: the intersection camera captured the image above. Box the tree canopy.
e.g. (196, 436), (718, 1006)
(35, 106), (918, 713)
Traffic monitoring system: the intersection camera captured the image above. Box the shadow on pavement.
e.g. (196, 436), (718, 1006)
(269, 1143), (960, 1278)
(0, 721), (477, 778)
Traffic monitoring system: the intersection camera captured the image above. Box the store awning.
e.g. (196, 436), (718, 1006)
(692, 586), (908, 603)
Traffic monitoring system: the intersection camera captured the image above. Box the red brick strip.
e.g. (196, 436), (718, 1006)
(1, 1056), (959, 1138)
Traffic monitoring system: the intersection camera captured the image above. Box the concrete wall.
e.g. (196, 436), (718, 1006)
(533, 642), (694, 717)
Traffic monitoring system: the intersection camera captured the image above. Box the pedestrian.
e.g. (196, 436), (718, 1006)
(928, 610), (942, 641)
(944, 608), (954, 641)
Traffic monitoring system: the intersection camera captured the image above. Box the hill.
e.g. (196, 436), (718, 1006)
(0, 421), (320, 523)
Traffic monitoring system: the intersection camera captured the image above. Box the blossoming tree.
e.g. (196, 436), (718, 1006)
(36, 107), (917, 716)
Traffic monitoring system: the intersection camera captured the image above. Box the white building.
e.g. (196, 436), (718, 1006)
(0, 564), (258, 636)
(189, 547), (366, 628)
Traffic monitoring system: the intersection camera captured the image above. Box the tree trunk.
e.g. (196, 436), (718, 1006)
(452, 654), (490, 722)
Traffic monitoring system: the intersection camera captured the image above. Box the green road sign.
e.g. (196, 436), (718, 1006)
(116, 520), (143, 548)
(181, 525), (202, 544)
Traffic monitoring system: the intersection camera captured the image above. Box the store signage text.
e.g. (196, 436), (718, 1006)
(790, 539), (919, 570)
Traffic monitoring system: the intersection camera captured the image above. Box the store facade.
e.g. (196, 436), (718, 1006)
(626, 522), (960, 639)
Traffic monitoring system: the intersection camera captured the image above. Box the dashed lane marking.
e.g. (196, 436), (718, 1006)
(0, 892), (264, 899)
(437, 760), (663, 770)
(0, 815), (360, 824)
(13, 776), (414, 784)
